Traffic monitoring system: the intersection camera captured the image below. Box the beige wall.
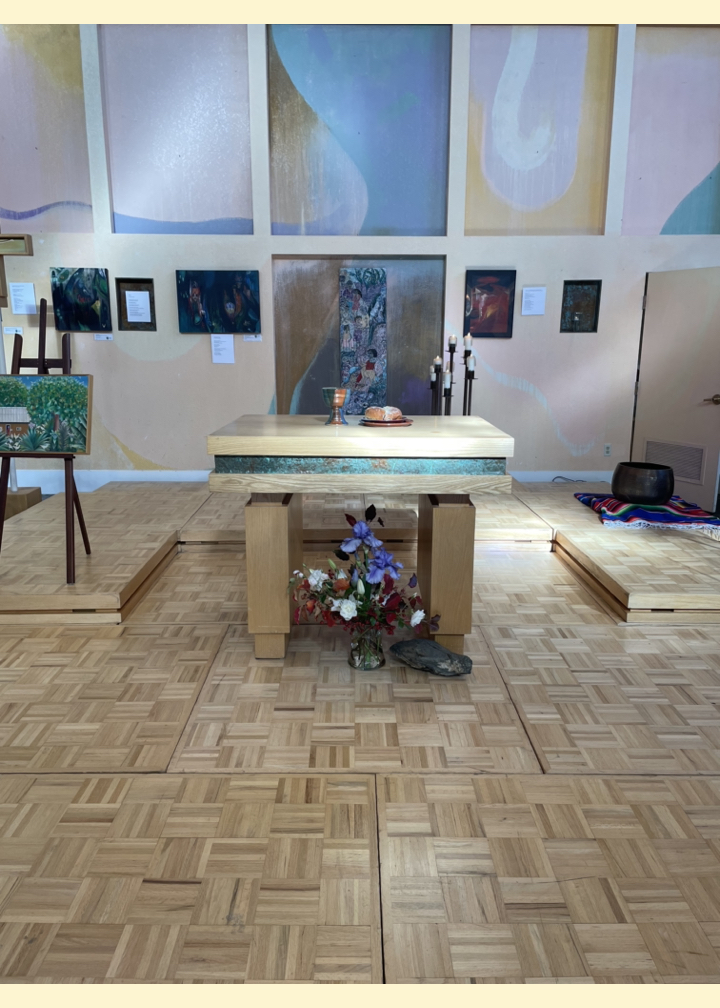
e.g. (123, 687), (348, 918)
(4, 25), (720, 483)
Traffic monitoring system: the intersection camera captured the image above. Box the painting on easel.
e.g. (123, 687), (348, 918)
(0, 375), (92, 454)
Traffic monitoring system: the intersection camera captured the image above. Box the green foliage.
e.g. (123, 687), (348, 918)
(0, 430), (13, 451)
(17, 426), (50, 451)
(0, 377), (28, 408)
(26, 377), (87, 427)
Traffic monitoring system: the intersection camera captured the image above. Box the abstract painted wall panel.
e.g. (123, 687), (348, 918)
(623, 27), (720, 235)
(274, 257), (444, 416)
(465, 25), (616, 236)
(99, 25), (252, 234)
(269, 25), (451, 236)
(0, 25), (92, 232)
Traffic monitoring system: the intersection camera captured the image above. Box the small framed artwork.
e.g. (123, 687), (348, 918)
(560, 280), (602, 332)
(116, 278), (156, 332)
(176, 270), (261, 334)
(464, 269), (516, 339)
(50, 268), (112, 332)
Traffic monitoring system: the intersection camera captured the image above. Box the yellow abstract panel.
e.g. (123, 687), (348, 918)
(465, 25), (616, 236)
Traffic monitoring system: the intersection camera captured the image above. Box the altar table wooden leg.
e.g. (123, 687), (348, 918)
(416, 493), (475, 655)
(245, 492), (303, 660)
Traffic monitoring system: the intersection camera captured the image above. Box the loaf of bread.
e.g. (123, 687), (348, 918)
(364, 406), (402, 421)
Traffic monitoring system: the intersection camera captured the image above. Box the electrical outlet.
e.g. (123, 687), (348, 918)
(604, 444), (612, 457)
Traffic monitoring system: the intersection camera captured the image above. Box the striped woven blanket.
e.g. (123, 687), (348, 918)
(574, 493), (720, 540)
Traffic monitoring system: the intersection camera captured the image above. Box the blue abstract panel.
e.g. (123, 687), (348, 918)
(340, 268), (387, 413)
(269, 25), (451, 236)
(99, 26), (252, 235)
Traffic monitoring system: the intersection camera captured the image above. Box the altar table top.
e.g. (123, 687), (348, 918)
(207, 414), (514, 460)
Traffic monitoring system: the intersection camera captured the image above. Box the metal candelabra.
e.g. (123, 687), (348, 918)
(429, 337), (476, 416)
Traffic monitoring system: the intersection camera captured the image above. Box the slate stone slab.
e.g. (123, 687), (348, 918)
(389, 639), (472, 677)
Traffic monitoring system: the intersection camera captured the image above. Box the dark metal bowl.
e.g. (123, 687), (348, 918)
(611, 462), (674, 505)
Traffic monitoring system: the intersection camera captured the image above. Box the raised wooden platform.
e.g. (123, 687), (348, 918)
(514, 482), (720, 623)
(6, 480), (720, 627)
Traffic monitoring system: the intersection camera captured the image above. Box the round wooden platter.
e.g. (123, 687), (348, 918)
(359, 417), (414, 427)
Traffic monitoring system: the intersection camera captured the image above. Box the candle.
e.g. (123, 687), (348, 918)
(467, 355), (475, 372)
(430, 366), (436, 381)
(464, 334), (472, 350)
(444, 370), (451, 388)
(449, 334), (457, 346)
(433, 356), (442, 367)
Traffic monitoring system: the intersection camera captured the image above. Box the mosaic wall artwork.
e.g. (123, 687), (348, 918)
(623, 26), (720, 235)
(51, 267), (112, 332)
(273, 257), (444, 416)
(465, 25), (616, 236)
(339, 267), (387, 414)
(176, 271), (260, 335)
(99, 25), (252, 234)
(0, 25), (92, 232)
(0, 374), (91, 453)
(268, 25), (451, 236)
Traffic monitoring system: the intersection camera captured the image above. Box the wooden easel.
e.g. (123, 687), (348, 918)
(0, 297), (91, 583)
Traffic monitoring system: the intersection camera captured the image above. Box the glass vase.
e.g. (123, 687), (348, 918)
(348, 626), (385, 670)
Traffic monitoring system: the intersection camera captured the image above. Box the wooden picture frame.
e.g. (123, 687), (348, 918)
(560, 279), (602, 333)
(464, 269), (516, 339)
(116, 277), (157, 332)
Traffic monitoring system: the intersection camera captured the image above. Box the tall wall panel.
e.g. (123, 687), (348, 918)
(623, 27), (720, 235)
(0, 25), (92, 232)
(99, 25), (252, 234)
(269, 25), (451, 236)
(465, 24), (616, 236)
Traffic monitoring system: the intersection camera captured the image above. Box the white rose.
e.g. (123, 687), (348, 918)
(308, 569), (328, 589)
(339, 598), (358, 620)
(410, 609), (425, 627)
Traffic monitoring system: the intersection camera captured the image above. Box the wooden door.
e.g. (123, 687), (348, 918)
(632, 266), (720, 511)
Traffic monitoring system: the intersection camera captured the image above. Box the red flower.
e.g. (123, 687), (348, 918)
(306, 598), (316, 613)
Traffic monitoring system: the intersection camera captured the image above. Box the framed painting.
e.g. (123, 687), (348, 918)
(0, 374), (92, 454)
(560, 279), (602, 332)
(176, 270), (261, 334)
(116, 278), (156, 331)
(50, 268), (112, 332)
(464, 269), (516, 338)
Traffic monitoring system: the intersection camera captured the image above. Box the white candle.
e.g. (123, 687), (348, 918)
(430, 366), (436, 381)
(444, 370), (451, 388)
(433, 356), (442, 367)
(467, 355), (475, 372)
(464, 334), (472, 350)
(449, 334), (457, 346)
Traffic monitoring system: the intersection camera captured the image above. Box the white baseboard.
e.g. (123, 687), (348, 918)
(509, 470), (613, 483)
(15, 469), (211, 494)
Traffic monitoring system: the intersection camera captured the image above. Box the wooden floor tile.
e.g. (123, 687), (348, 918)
(0, 624), (225, 773)
(379, 773), (720, 982)
(0, 773), (380, 982)
(171, 624), (539, 774)
(484, 623), (720, 774)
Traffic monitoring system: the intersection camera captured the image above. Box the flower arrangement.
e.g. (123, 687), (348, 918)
(289, 504), (439, 669)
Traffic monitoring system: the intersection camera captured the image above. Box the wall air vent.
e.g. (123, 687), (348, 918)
(644, 440), (704, 483)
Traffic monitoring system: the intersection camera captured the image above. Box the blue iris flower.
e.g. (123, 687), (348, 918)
(366, 548), (403, 584)
(341, 521), (383, 554)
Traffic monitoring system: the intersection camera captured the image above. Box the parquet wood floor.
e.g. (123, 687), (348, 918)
(483, 624), (720, 774)
(0, 624), (224, 772)
(379, 773), (720, 982)
(169, 624), (540, 775)
(0, 773), (381, 982)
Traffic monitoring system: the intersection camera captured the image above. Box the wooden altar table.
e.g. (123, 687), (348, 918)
(207, 415), (515, 659)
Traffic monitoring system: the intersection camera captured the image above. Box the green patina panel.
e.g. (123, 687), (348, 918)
(214, 455), (506, 475)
